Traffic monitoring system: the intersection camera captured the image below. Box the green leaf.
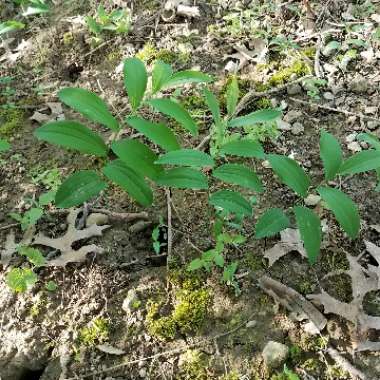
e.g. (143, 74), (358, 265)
(0, 21), (25, 35)
(22, 2), (50, 16)
(22, 208), (43, 230)
(34, 121), (108, 157)
(147, 98), (198, 135)
(85, 16), (101, 35)
(126, 116), (180, 152)
(220, 139), (264, 158)
(212, 164), (263, 192)
(267, 154), (311, 197)
(203, 88), (222, 127)
(209, 190), (252, 217)
(55, 170), (107, 208)
(103, 160), (153, 206)
(19, 246), (46, 267)
(59, 88), (119, 132)
(156, 149), (214, 168)
(357, 132), (380, 150)
(6, 268), (37, 293)
(255, 208), (290, 238)
(38, 191), (56, 206)
(294, 206), (321, 264)
(213, 253), (225, 267)
(228, 109), (282, 128)
(226, 76), (239, 117)
(162, 70), (213, 89)
(0, 139), (10, 152)
(339, 150), (380, 175)
(320, 130), (343, 180)
(188, 258), (204, 271)
(317, 186), (360, 239)
(155, 167), (208, 189)
(123, 57), (148, 111)
(112, 139), (162, 180)
(152, 60), (173, 94)
(45, 280), (58, 292)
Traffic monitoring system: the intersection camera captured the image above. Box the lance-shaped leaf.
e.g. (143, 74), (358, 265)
(357, 132), (380, 150)
(255, 208), (290, 238)
(155, 149), (214, 168)
(147, 98), (198, 135)
(294, 206), (321, 264)
(228, 109), (281, 128)
(212, 164), (263, 192)
(111, 139), (162, 180)
(126, 116), (180, 152)
(226, 76), (239, 117)
(220, 139), (264, 158)
(103, 160), (153, 206)
(162, 70), (213, 89)
(0, 21), (25, 35)
(339, 150), (380, 175)
(55, 170), (108, 208)
(203, 88), (222, 128)
(320, 130), (343, 180)
(267, 154), (311, 197)
(209, 190), (252, 217)
(152, 60), (173, 94)
(34, 121), (108, 157)
(123, 57), (148, 111)
(317, 186), (360, 239)
(155, 167), (208, 189)
(59, 88), (119, 132)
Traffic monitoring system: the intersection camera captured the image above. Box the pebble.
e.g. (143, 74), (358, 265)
(345, 133), (357, 143)
(277, 120), (291, 131)
(347, 141), (362, 152)
(367, 121), (380, 130)
(323, 92), (335, 100)
(304, 194), (321, 206)
(284, 110), (302, 123)
(246, 320), (257, 328)
(139, 368), (147, 378)
(287, 83), (302, 95)
(262, 341), (289, 369)
(291, 122), (304, 135)
(122, 289), (140, 314)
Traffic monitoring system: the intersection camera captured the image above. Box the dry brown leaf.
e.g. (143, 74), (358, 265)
(34, 209), (110, 266)
(264, 229), (307, 267)
(259, 276), (327, 332)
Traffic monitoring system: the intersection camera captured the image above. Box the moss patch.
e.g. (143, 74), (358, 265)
(178, 349), (209, 380)
(78, 317), (109, 346)
(268, 60), (311, 86)
(136, 42), (189, 65)
(0, 108), (25, 137)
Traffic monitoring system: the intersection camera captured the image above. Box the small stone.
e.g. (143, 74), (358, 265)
(262, 160), (271, 169)
(122, 289), (140, 314)
(364, 106), (378, 114)
(304, 194), (321, 206)
(349, 77), (368, 94)
(291, 122), (304, 135)
(262, 341), (289, 369)
(224, 60), (238, 73)
(284, 110), (302, 123)
(345, 133), (357, 143)
(323, 92), (334, 100)
(367, 121), (380, 130)
(277, 120), (291, 131)
(86, 213), (109, 227)
(347, 141), (362, 152)
(139, 368), (147, 378)
(246, 320), (257, 328)
(287, 83), (302, 95)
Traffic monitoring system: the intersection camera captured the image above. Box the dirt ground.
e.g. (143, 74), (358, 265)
(1, 1), (380, 379)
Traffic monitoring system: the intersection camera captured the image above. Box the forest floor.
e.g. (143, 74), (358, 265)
(1, 0), (380, 379)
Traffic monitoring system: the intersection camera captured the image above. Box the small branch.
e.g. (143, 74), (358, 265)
(233, 75), (313, 116)
(289, 97), (380, 123)
(0, 223), (18, 231)
(165, 189), (173, 259)
(90, 209), (149, 222)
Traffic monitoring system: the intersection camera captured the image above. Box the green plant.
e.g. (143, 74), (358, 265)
(33, 57), (379, 278)
(152, 216), (164, 254)
(85, 5), (131, 43)
(79, 317), (109, 346)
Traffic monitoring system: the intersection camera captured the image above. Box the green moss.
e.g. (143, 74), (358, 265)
(320, 250), (349, 273)
(302, 46), (316, 58)
(0, 108), (24, 137)
(178, 350), (209, 380)
(136, 42), (187, 65)
(289, 344), (303, 363)
(244, 121), (279, 142)
(106, 49), (122, 65)
(79, 317), (109, 346)
(243, 252), (265, 272)
(145, 280), (212, 340)
(219, 371), (240, 380)
(300, 335), (328, 352)
(255, 97), (272, 109)
(301, 358), (320, 372)
(269, 60), (311, 86)
(296, 278), (315, 295)
(62, 32), (74, 45)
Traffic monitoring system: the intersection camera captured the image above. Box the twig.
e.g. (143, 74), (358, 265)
(288, 97), (380, 123)
(64, 313), (254, 380)
(90, 208), (149, 222)
(0, 223), (18, 231)
(233, 75), (313, 116)
(314, 35), (323, 78)
(196, 135), (211, 150)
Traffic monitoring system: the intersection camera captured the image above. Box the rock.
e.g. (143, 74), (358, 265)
(364, 106), (378, 114)
(304, 194), (321, 206)
(139, 368), (147, 378)
(323, 92), (334, 100)
(122, 289), (140, 314)
(277, 120), (291, 131)
(86, 213), (109, 227)
(284, 110), (302, 123)
(40, 358), (62, 380)
(367, 121), (380, 130)
(246, 320), (257, 328)
(347, 141), (362, 153)
(287, 83), (302, 95)
(345, 133), (357, 143)
(262, 341), (289, 369)
(349, 77), (368, 94)
(291, 122), (304, 135)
